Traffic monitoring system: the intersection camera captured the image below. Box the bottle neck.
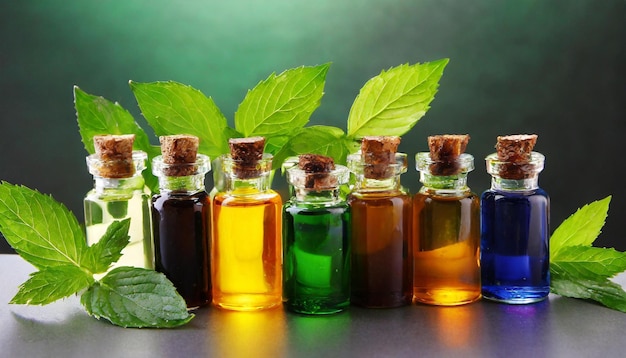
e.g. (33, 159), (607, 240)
(93, 175), (146, 194)
(292, 187), (342, 205)
(157, 174), (206, 194)
(87, 150), (148, 195)
(221, 154), (273, 194)
(347, 152), (407, 192)
(490, 176), (539, 191)
(286, 162), (349, 204)
(485, 151), (544, 192)
(416, 152), (474, 196)
(419, 172), (470, 195)
(152, 154), (210, 194)
(353, 175), (402, 192)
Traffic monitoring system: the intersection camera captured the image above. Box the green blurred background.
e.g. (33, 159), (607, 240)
(1, 0), (625, 253)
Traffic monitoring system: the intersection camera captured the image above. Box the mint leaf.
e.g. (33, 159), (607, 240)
(234, 64), (330, 139)
(273, 125), (350, 168)
(551, 264), (626, 313)
(549, 196), (626, 312)
(81, 267), (194, 328)
(552, 246), (626, 280)
(0, 182), (87, 270)
(551, 196), (611, 258)
(347, 58), (448, 138)
(75, 86), (154, 154)
(130, 81), (230, 158)
(11, 265), (93, 305)
(84, 219), (131, 274)
(74, 86), (160, 192)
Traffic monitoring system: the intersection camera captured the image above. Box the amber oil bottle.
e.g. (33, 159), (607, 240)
(211, 137), (282, 311)
(347, 136), (412, 308)
(413, 135), (481, 306)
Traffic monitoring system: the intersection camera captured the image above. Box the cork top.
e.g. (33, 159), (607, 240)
(228, 136), (265, 179)
(91, 134), (136, 178)
(427, 134), (470, 176)
(495, 134), (538, 162)
(492, 134), (539, 179)
(298, 154), (337, 190)
(360, 136), (401, 179)
(159, 135), (199, 176)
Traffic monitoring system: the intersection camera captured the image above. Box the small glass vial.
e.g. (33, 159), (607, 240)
(413, 134), (481, 306)
(283, 154), (351, 315)
(347, 136), (412, 308)
(481, 134), (550, 304)
(152, 135), (211, 309)
(211, 137), (282, 311)
(84, 134), (154, 270)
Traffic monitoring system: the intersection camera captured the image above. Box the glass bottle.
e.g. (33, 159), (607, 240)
(152, 151), (211, 309)
(211, 138), (282, 311)
(347, 140), (412, 308)
(84, 137), (153, 271)
(283, 155), (351, 315)
(413, 152), (481, 305)
(481, 151), (550, 303)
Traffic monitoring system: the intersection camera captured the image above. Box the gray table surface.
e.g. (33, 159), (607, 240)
(2, 254), (625, 358)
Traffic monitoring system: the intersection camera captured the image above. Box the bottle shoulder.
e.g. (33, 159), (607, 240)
(482, 187), (549, 200)
(214, 189), (281, 206)
(285, 198), (349, 212)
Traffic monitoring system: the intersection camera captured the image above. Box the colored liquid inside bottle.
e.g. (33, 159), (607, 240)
(284, 203), (351, 314)
(212, 188), (282, 311)
(413, 192), (481, 305)
(349, 191), (412, 307)
(85, 187), (153, 270)
(481, 189), (550, 303)
(152, 191), (211, 308)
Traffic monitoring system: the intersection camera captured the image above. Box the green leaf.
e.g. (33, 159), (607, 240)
(84, 219), (131, 274)
(273, 125), (350, 168)
(81, 267), (194, 328)
(130, 81), (230, 158)
(74, 86), (160, 192)
(11, 265), (93, 305)
(551, 264), (626, 313)
(0, 182), (87, 270)
(74, 86), (152, 154)
(234, 64), (330, 138)
(347, 58), (449, 138)
(551, 246), (626, 280)
(550, 196), (611, 258)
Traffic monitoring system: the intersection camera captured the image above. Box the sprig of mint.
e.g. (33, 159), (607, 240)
(75, 60), (448, 186)
(550, 196), (626, 312)
(0, 182), (193, 328)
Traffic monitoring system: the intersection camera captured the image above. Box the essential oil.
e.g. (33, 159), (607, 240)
(84, 134), (153, 271)
(152, 135), (211, 309)
(481, 134), (550, 303)
(211, 137), (282, 311)
(283, 154), (351, 314)
(413, 135), (481, 305)
(347, 136), (412, 308)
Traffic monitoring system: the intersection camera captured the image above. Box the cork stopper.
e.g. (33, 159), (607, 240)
(229, 136), (265, 179)
(361, 136), (401, 179)
(93, 134), (135, 178)
(494, 134), (539, 179)
(298, 154), (337, 189)
(159, 135), (199, 176)
(427, 134), (470, 176)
